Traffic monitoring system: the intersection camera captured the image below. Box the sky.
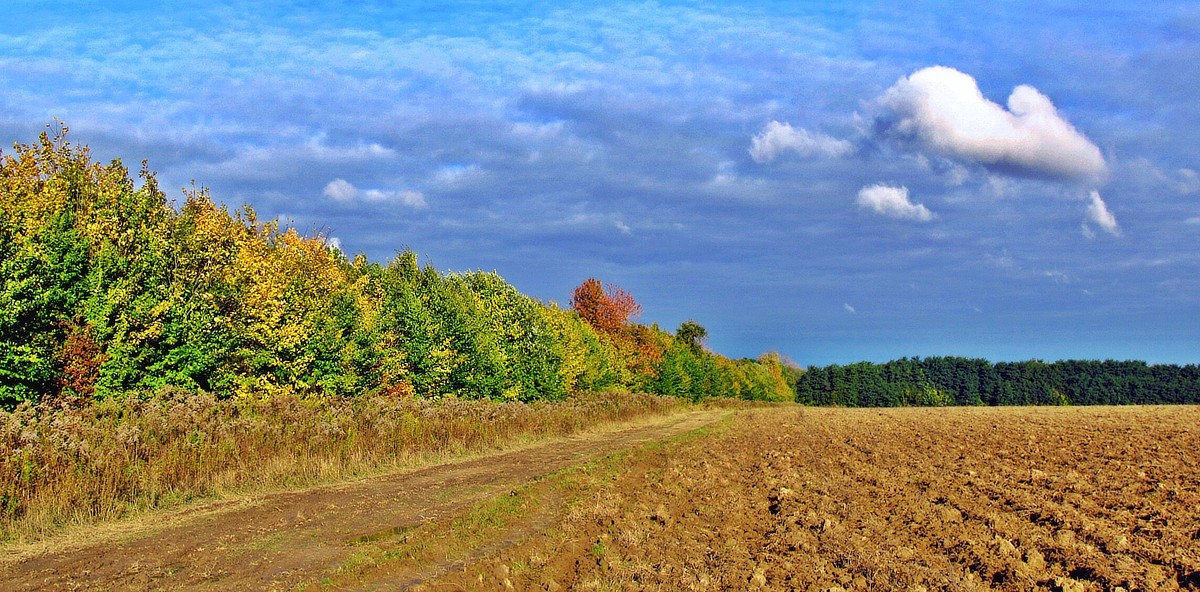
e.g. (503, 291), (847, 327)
(3, 1), (1199, 367)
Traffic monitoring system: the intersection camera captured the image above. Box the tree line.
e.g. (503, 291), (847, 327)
(0, 125), (796, 407)
(795, 356), (1200, 407)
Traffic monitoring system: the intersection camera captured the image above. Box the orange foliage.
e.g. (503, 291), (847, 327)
(570, 278), (641, 335)
(55, 323), (107, 397)
(626, 324), (668, 379)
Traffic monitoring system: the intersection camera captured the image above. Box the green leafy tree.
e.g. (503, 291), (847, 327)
(676, 320), (707, 352)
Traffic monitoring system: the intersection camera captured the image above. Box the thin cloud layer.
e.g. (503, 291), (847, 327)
(749, 121), (853, 162)
(856, 184), (936, 222)
(874, 66), (1108, 183)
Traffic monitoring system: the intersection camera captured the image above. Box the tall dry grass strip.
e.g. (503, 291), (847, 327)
(0, 390), (682, 543)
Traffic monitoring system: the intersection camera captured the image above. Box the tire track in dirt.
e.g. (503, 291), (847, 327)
(0, 408), (729, 591)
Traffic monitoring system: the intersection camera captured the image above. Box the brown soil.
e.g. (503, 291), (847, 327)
(0, 408), (728, 591)
(427, 405), (1200, 592)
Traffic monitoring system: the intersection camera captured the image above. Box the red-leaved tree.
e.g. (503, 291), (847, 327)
(570, 278), (642, 335)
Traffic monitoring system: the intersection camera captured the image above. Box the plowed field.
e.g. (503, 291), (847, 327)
(4, 405), (1197, 591)
(428, 406), (1200, 591)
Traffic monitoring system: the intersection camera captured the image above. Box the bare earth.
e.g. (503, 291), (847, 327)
(428, 405), (1200, 592)
(5, 405), (1199, 592)
(0, 409), (728, 591)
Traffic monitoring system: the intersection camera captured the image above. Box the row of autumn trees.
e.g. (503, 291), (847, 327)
(795, 357), (1200, 407)
(0, 126), (796, 407)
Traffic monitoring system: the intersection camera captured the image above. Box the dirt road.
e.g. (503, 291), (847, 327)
(0, 408), (729, 591)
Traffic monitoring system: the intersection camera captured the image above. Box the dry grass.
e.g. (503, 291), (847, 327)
(0, 389), (684, 543)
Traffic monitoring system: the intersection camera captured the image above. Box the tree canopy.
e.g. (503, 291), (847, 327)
(795, 357), (1200, 407)
(0, 125), (794, 407)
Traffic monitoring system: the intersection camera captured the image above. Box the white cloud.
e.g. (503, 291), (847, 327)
(986, 250), (1019, 272)
(856, 184), (936, 222)
(360, 189), (391, 202)
(323, 178), (358, 202)
(303, 137), (397, 162)
(946, 163), (971, 186)
(915, 154), (971, 185)
(875, 66), (1108, 183)
(323, 179), (427, 209)
(398, 189), (428, 209)
(1083, 190), (1120, 236)
(749, 121), (853, 163)
(843, 303), (856, 314)
(432, 164), (481, 187)
(1043, 270), (1075, 284)
(1123, 159), (1200, 195)
(1178, 168), (1200, 194)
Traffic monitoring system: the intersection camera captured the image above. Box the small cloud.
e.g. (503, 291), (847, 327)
(1043, 269), (1074, 284)
(710, 160), (738, 185)
(1083, 190), (1120, 237)
(856, 184), (936, 222)
(360, 189), (392, 202)
(323, 178), (358, 202)
(915, 154), (971, 185)
(843, 303), (856, 314)
(1186, 216), (1200, 225)
(986, 250), (1020, 272)
(615, 219), (632, 234)
(1123, 159), (1199, 195)
(432, 164), (481, 187)
(398, 189), (428, 209)
(322, 179), (427, 209)
(873, 66), (1107, 183)
(749, 121), (852, 163)
(946, 162), (971, 186)
(1177, 168), (1200, 194)
(327, 237), (342, 252)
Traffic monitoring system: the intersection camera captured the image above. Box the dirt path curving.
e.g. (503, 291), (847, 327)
(0, 408), (729, 591)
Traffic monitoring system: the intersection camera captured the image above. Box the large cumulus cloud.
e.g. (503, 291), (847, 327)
(874, 66), (1108, 184)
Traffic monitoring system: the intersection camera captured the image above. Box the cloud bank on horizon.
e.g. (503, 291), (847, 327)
(2, 1), (1197, 366)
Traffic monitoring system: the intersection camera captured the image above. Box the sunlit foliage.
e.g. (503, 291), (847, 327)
(0, 125), (793, 407)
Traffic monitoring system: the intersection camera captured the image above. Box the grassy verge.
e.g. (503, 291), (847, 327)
(0, 389), (686, 543)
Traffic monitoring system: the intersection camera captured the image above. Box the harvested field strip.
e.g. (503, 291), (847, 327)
(426, 405), (1200, 592)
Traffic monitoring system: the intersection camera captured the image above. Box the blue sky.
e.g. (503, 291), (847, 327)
(3, 1), (1199, 366)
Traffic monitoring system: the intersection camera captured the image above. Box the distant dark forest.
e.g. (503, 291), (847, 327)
(795, 357), (1200, 407)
